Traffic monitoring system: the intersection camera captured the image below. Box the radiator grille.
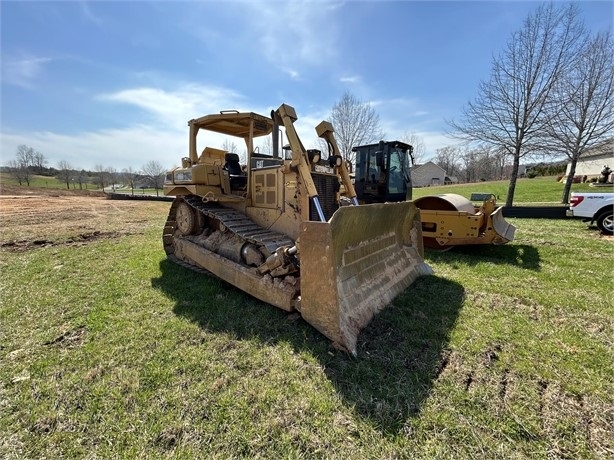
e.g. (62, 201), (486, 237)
(309, 173), (340, 221)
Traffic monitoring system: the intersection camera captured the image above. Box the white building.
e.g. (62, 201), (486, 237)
(565, 138), (614, 181)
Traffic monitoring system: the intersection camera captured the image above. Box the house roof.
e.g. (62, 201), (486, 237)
(582, 138), (614, 159)
(411, 161), (446, 174)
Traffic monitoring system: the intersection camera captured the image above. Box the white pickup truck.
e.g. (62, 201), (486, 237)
(567, 191), (614, 235)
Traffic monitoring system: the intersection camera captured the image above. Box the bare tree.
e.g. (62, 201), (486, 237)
(222, 139), (245, 163)
(14, 145), (35, 186)
(545, 32), (614, 203)
(76, 169), (89, 190)
(449, 3), (587, 206)
(401, 131), (426, 165)
(33, 151), (47, 174)
(122, 166), (140, 195)
(434, 146), (463, 180)
(106, 167), (118, 191)
(222, 140), (238, 153)
(16, 144), (35, 167)
(330, 91), (385, 167)
(7, 160), (28, 185)
(94, 164), (107, 191)
(461, 149), (480, 183)
(462, 146), (504, 182)
(492, 148), (508, 180)
(142, 160), (166, 196)
(57, 160), (74, 189)
(257, 136), (273, 156)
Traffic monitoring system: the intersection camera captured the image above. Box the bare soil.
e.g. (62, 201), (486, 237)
(0, 185), (171, 250)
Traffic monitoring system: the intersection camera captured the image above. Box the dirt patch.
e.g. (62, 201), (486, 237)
(1, 231), (125, 252)
(43, 325), (87, 348)
(0, 186), (171, 250)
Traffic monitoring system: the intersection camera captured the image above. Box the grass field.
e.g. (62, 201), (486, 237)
(412, 175), (605, 204)
(0, 173), (98, 190)
(1, 190), (613, 458)
(0, 173), (161, 195)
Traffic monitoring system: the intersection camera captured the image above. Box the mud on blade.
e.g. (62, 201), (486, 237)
(298, 201), (433, 355)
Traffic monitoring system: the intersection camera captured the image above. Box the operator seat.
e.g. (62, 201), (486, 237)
(224, 153), (247, 191)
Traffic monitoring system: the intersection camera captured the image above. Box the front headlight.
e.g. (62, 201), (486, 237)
(329, 155), (343, 168)
(307, 149), (321, 164)
(174, 170), (193, 182)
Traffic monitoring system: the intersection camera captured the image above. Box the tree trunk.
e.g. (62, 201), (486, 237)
(505, 152), (521, 207)
(562, 157), (578, 204)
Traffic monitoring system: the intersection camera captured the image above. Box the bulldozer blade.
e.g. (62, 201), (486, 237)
(298, 201), (433, 355)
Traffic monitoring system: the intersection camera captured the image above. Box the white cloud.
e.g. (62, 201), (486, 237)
(5, 61), (234, 163)
(242, 1), (340, 74)
(339, 75), (361, 84)
(1, 126), (185, 171)
(374, 97), (457, 156)
(2, 55), (55, 88)
(97, 84), (247, 130)
(415, 131), (459, 158)
(376, 119), (458, 157)
(1, 71), (454, 172)
(78, 1), (105, 27)
(1, 91), (327, 171)
(283, 68), (301, 80)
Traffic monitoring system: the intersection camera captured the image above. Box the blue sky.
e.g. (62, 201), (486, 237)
(1, 1), (612, 171)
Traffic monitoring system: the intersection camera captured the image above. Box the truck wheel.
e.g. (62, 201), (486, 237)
(596, 210), (614, 235)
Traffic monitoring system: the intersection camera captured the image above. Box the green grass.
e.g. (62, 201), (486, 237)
(1, 207), (613, 458)
(412, 175), (607, 204)
(0, 172), (162, 194)
(2, 173), (66, 188)
(0, 172), (100, 190)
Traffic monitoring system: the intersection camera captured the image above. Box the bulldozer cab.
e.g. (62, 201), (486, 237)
(353, 141), (414, 203)
(163, 110), (277, 199)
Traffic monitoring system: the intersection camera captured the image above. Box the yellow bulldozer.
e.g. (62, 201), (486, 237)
(162, 104), (432, 355)
(347, 140), (516, 251)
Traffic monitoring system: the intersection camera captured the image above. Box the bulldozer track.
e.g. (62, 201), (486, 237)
(162, 195), (295, 274)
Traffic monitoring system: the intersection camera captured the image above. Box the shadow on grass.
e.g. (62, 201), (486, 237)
(152, 260), (464, 434)
(427, 243), (541, 271)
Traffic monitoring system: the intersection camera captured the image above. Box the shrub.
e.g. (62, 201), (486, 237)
(527, 169), (538, 178)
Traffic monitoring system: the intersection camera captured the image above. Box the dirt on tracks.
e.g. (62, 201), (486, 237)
(0, 186), (171, 251)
